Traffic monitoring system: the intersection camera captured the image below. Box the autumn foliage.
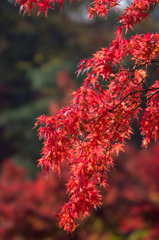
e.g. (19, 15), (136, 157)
(14, 0), (159, 232)
(103, 144), (159, 240)
(1, 145), (159, 239)
(0, 160), (69, 240)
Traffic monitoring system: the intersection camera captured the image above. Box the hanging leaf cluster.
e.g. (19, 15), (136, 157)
(15, 0), (159, 233)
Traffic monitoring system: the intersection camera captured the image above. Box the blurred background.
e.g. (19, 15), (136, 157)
(0, 0), (159, 239)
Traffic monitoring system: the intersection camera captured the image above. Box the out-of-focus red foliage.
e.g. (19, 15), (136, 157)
(1, 143), (159, 239)
(102, 143), (159, 240)
(0, 160), (70, 240)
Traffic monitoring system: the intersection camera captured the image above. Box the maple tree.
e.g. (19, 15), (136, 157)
(14, 0), (159, 233)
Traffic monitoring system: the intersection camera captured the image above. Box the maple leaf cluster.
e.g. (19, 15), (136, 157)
(14, 0), (64, 16)
(14, 0), (159, 233)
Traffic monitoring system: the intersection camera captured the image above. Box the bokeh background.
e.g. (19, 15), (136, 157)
(0, 0), (159, 239)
